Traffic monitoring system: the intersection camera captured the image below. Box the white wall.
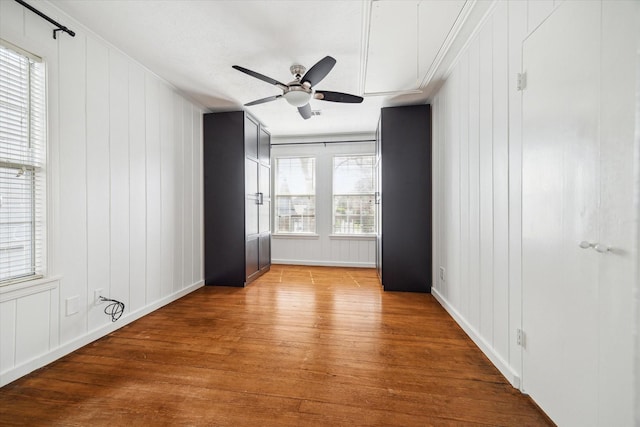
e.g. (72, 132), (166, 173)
(271, 135), (376, 268)
(431, 0), (519, 385)
(431, 0), (639, 425)
(0, 1), (203, 386)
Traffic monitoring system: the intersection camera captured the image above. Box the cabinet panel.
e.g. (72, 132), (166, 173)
(259, 164), (271, 234)
(259, 233), (270, 270)
(259, 127), (270, 165)
(246, 159), (259, 236)
(246, 235), (259, 278)
(245, 116), (258, 159)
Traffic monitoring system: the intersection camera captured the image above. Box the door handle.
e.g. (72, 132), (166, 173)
(257, 192), (264, 205)
(579, 241), (612, 253)
(579, 241), (594, 249)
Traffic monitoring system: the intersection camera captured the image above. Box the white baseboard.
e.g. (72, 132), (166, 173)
(0, 280), (204, 387)
(431, 287), (521, 389)
(272, 259), (376, 268)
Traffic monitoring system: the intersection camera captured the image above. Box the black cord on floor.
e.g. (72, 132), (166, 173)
(99, 296), (125, 322)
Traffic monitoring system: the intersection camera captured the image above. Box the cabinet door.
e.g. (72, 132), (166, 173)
(259, 164), (271, 234)
(259, 126), (270, 165)
(245, 115), (259, 160)
(245, 159), (259, 237)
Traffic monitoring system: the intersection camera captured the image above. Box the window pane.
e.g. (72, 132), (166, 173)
(0, 167), (34, 281)
(333, 195), (375, 234)
(276, 157), (315, 195)
(333, 155), (375, 234)
(0, 43), (45, 284)
(275, 196), (316, 233)
(275, 157), (315, 233)
(333, 155), (374, 194)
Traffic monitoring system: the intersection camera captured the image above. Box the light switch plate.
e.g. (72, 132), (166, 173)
(66, 296), (80, 316)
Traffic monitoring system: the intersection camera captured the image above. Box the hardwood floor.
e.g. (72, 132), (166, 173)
(0, 265), (552, 426)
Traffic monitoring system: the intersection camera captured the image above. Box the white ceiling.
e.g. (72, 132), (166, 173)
(52, 0), (469, 137)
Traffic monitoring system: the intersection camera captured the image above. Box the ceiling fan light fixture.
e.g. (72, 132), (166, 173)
(283, 87), (312, 107)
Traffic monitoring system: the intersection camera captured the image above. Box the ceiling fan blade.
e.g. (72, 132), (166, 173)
(297, 103), (312, 120)
(301, 56), (336, 87)
(232, 65), (287, 88)
(314, 91), (363, 103)
(245, 95), (282, 106)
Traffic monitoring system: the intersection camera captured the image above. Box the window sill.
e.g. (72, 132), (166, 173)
(329, 234), (376, 241)
(272, 233), (320, 240)
(0, 275), (62, 301)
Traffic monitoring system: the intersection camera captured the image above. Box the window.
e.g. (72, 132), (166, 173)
(332, 155), (375, 234)
(274, 157), (315, 233)
(0, 42), (46, 284)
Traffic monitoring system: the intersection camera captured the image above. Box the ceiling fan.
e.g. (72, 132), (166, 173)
(232, 56), (363, 120)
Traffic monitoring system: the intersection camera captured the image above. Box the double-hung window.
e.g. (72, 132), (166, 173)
(0, 42), (46, 284)
(274, 157), (316, 234)
(332, 155), (375, 234)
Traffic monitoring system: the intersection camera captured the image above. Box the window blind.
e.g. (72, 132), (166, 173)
(0, 42), (46, 284)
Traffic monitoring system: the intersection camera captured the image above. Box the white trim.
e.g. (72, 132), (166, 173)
(432, 287), (521, 389)
(328, 234), (376, 241)
(0, 275), (61, 302)
(272, 259), (375, 268)
(272, 233), (319, 240)
(0, 279), (204, 387)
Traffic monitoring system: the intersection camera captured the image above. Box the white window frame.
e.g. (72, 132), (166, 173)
(0, 40), (47, 286)
(331, 154), (376, 236)
(273, 156), (317, 235)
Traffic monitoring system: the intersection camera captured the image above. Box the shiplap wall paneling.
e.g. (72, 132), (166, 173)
(0, 299), (17, 370)
(58, 31), (88, 344)
(0, 0), (204, 386)
(491, 1), (510, 362)
(109, 50), (131, 312)
(86, 37), (111, 331)
(173, 94), (185, 293)
(192, 111), (203, 284)
(145, 76), (162, 304)
(270, 141), (376, 268)
(431, 3), (515, 384)
(128, 63), (147, 313)
(467, 36), (481, 330)
(182, 102), (194, 287)
(478, 18), (494, 341)
(160, 85), (175, 298)
(458, 50), (470, 323)
(598, 1), (637, 421)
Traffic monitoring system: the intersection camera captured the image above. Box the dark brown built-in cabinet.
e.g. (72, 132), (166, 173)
(203, 111), (271, 286)
(376, 104), (432, 293)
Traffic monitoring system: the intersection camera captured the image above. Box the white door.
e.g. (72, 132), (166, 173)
(522, 1), (637, 425)
(522, 1), (600, 425)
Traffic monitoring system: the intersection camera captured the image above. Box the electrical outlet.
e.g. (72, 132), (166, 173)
(94, 289), (103, 304)
(439, 266), (445, 282)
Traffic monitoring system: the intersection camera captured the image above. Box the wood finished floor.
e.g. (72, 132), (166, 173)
(0, 265), (551, 426)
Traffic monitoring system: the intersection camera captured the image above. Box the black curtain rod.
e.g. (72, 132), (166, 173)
(14, 0), (75, 39)
(272, 139), (375, 147)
